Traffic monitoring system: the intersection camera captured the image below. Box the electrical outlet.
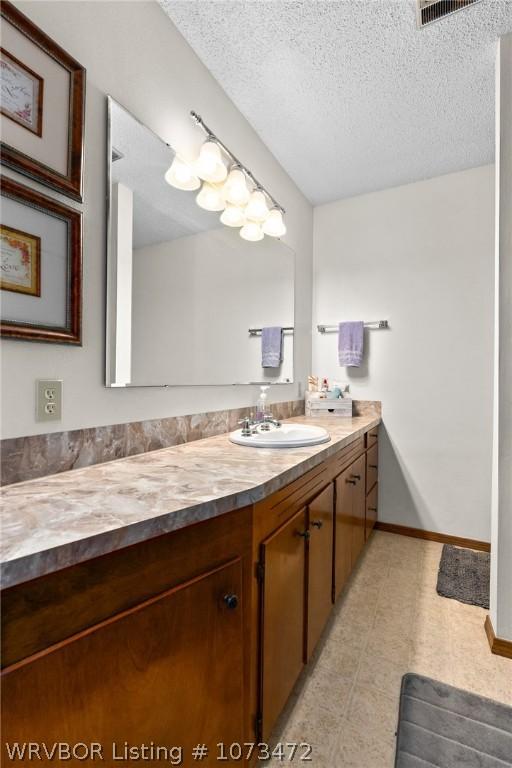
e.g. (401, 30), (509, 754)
(36, 379), (62, 422)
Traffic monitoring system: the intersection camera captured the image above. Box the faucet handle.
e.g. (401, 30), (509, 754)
(238, 416), (254, 436)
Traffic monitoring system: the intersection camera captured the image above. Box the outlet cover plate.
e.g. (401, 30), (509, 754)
(36, 379), (62, 422)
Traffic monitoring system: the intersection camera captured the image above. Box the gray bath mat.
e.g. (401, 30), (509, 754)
(436, 544), (490, 609)
(395, 674), (512, 767)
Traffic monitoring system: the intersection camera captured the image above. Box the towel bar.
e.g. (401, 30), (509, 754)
(317, 320), (388, 333)
(248, 327), (294, 336)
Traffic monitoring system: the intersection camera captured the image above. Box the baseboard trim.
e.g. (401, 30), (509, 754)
(484, 615), (512, 659)
(374, 521), (490, 552)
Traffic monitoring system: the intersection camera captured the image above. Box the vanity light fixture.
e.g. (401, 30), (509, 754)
(164, 156), (200, 191)
(245, 189), (269, 222)
(262, 207), (287, 238)
(189, 111), (286, 243)
(196, 181), (225, 211)
(220, 204), (246, 227)
(223, 166), (250, 206)
(194, 140), (228, 183)
(240, 221), (264, 242)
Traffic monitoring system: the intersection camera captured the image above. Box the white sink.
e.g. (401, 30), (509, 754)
(229, 423), (330, 449)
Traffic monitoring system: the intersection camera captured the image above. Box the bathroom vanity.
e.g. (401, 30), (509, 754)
(1, 412), (379, 763)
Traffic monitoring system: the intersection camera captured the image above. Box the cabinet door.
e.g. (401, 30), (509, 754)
(261, 507), (306, 739)
(2, 559), (244, 767)
(366, 441), (379, 493)
(366, 483), (378, 540)
(349, 454), (366, 566)
(366, 428), (379, 449)
(334, 467), (354, 600)
(307, 483), (334, 660)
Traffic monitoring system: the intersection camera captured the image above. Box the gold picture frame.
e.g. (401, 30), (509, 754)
(0, 223), (41, 296)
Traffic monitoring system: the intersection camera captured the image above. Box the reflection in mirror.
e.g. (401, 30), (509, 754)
(106, 98), (295, 387)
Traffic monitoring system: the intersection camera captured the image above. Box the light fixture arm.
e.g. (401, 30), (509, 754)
(190, 111), (285, 213)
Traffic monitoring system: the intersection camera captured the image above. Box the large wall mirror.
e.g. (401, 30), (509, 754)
(106, 98), (295, 387)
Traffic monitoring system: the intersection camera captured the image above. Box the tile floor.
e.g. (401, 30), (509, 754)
(270, 531), (512, 767)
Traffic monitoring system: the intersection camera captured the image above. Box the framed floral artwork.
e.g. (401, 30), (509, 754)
(0, 176), (82, 344)
(0, 224), (41, 296)
(0, 2), (85, 201)
(0, 47), (44, 136)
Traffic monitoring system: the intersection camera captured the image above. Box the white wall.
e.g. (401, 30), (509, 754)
(313, 166), (495, 541)
(490, 35), (512, 642)
(0, 1), (312, 439)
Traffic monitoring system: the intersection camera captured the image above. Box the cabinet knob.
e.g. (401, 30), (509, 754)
(346, 479), (356, 485)
(296, 530), (310, 540)
(223, 594), (239, 610)
(368, 507), (377, 512)
(351, 474), (361, 480)
(369, 464), (378, 469)
(311, 520), (323, 529)
(369, 433), (378, 438)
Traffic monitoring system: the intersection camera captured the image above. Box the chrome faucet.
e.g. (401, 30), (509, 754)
(238, 413), (281, 436)
(258, 415), (281, 431)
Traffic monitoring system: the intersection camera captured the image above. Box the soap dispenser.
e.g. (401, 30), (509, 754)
(256, 385), (269, 421)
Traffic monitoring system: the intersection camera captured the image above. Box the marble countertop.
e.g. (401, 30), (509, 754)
(1, 413), (380, 589)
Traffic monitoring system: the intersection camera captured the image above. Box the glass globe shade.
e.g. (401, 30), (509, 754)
(164, 157), (200, 191)
(194, 141), (227, 183)
(222, 168), (250, 206)
(240, 221), (264, 242)
(196, 182), (225, 212)
(262, 208), (286, 237)
(245, 190), (269, 222)
(220, 205), (246, 227)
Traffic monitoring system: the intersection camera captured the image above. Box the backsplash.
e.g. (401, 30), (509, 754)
(351, 400), (382, 418)
(1, 399), (381, 486)
(1, 400), (304, 486)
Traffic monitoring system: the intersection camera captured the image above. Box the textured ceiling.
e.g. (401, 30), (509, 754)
(160, 0), (512, 204)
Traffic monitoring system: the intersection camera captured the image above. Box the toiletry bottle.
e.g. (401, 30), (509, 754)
(256, 386), (270, 421)
(331, 381), (342, 399)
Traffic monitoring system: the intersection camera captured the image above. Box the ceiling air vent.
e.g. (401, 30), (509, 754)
(417, 0), (481, 27)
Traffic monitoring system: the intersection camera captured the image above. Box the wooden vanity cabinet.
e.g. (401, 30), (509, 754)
(2, 422), (381, 758)
(257, 477), (335, 739)
(260, 507), (307, 739)
(3, 560), (244, 766)
(2, 508), (252, 767)
(366, 441), (379, 495)
(306, 482), (335, 660)
(366, 428), (379, 449)
(365, 429), (379, 540)
(334, 453), (366, 598)
(334, 466), (353, 600)
(366, 483), (378, 539)
(349, 453), (367, 565)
